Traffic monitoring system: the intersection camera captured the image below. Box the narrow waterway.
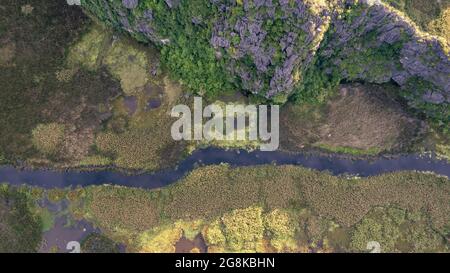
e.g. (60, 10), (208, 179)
(1, 148), (449, 189)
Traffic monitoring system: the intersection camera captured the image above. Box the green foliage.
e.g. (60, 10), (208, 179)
(0, 186), (42, 252)
(221, 206), (264, 251)
(47, 188), (66, 203)
(38, 208), (55, 232)
(350, 207), (405, 252)
(160, 37), (232, 98)
(83, 0), (232, 98)
(85, 186), (160, 234)
(401, 77), (450, 130)
(75, 164), (450, 253)
(292, 59), (339, 104)
(81, 233), (120, 253)
(382, 0), (448, 33)
(350, 207), (447, 252)
(314, 144), (382, 156)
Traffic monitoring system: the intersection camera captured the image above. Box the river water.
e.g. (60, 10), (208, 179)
(1, 148), (449, 189)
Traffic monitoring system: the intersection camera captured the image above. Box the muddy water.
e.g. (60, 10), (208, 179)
(174, 234), (208, 253)
(0, 148), (449, 189)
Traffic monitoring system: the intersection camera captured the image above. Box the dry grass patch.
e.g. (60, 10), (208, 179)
(281, 84), (422, 154)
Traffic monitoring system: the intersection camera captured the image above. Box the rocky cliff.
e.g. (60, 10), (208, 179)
(81, 0), (449, 123)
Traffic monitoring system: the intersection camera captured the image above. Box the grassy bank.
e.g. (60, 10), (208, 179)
(59, 164), (450, 253)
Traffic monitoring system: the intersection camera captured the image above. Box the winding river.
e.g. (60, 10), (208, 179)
(1, 147), (449, 189)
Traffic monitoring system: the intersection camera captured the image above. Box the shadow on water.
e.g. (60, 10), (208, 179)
(1, 148), (449, 189)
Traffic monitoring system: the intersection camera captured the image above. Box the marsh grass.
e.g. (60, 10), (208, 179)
(74, 164), (449, 252)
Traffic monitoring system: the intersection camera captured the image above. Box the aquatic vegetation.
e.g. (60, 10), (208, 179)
(203, 220), (226, 247)
(436, 144), (450, 161)
(0, 1), (121, 165)
(103, 40), (150, 95)
(76, 155), (113, 167)
(71, 165), (449, 252)
(37, 208), (55, 233)
(85, 186), (160, 234)
(47, 188), (67, 203)
(67, 24), (110, 70)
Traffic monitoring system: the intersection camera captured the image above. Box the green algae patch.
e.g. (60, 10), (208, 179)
(67, 24), (110, 71)
(104, 40), (150, 95)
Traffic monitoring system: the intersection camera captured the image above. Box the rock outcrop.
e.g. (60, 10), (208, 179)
(81, 0), (449, 121)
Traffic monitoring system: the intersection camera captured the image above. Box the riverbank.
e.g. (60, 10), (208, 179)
(2, 163), (448, 253)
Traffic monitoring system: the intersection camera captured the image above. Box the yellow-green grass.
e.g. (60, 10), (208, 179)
(72, 164), (449, 252)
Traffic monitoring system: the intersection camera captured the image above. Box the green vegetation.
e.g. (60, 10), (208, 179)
(0, 0), (121, 165)
(38, 208), (55, 233)
(67, 24), (108, 71)
(314, 144), (381, 156)
(84, 0), (233, 98)
(401, 77), (450, 130)
(81, 0), (449, 129)
(0, 164), (447, 253)
(66, 164), (449, 252)
(31, 123), (65, 156)
(81, 233), (120, 253)
(351, 207), (445, 252)
(0, 185), (42, 252)
(221, 206), (265, 251)
(383, 0), (450, 40)
(103, 39), (150, 95)
(47, 188), (67, 203)
(61, 22), (188, 171)
(1, 0), (448, 168)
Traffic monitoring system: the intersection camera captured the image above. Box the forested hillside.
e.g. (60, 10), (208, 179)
(82, 0), (449, 126)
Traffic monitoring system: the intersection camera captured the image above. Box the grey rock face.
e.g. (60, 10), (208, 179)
(422, 91), (446, 104)
(122, 0), (138, 9)
(209, 0), (331, 97)
(87, 0), (449, 110)
(323, 2), (449, 104)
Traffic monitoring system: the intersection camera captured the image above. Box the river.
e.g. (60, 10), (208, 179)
(1, 148), (449, 189)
